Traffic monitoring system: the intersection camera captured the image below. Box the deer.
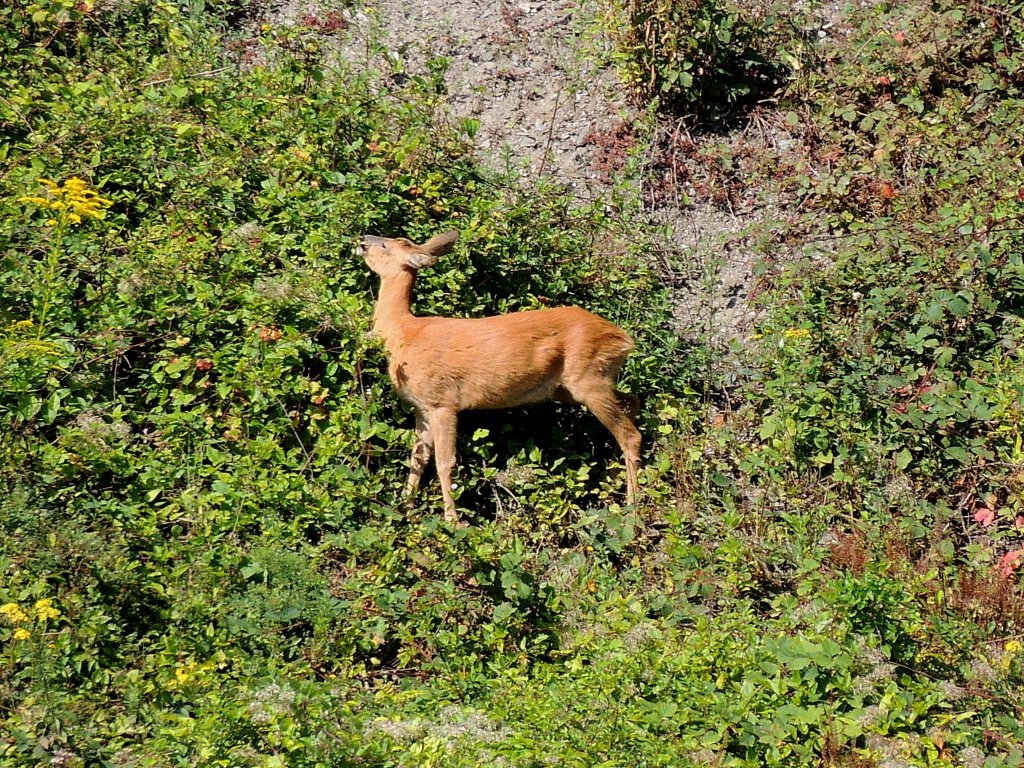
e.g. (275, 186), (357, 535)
(359, 229), (641, 523)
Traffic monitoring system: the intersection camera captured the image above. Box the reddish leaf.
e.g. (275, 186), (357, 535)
(998, 550), (1024, 578)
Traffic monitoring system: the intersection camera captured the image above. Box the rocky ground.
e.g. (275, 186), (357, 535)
(268, 0), (776, 346)
(336, 0), (629, 189)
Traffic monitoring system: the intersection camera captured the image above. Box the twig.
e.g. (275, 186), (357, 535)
(536, 82), (563, 178)
(141, 67), (232, 88)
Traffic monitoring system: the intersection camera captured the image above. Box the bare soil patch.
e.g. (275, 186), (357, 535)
(265, 0), (788, 345)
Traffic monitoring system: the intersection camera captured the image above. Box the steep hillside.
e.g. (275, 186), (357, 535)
(1, 1), (1023, 766)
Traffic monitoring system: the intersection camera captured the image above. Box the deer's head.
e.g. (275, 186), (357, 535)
(361, 230), (460, 278)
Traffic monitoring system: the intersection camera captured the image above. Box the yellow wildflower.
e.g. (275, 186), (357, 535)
(167, 662), (197, 688)
(164, 660), (217, 689)
(997, 640), (1022, 673)
(13, 628), (31, 641)
(19, 177), (113, 226)
(783, 328), (811, 340)
(0, 602), (29, 624)
(35, 598), (60, 622)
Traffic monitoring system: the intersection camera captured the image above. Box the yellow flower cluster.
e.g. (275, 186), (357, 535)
(1, 598), (62, 642)
(172, 663), (197, 687)
(0, 321), (63, 363)
(35, 598), (60, 621)
(0, 602), (29, 624)
(19, 177), (112, 226)
(165, 660), (216, 689)
(782, 328), (811, 340)
(1002, 639), (1023, 672)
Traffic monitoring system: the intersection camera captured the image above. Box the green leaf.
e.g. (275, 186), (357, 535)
(44, 391), (61, 423)
(947, 296), (970, 316)
(492, 602), (517, 624)
(895, 448), (913, 471)
(701, 729), (724, 747)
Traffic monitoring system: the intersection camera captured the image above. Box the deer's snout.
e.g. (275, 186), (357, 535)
(357, 235), (387, 257)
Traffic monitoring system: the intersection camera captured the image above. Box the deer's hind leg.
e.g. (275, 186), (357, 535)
(566, 380), (642, 506)
(615, 390), (640, 422)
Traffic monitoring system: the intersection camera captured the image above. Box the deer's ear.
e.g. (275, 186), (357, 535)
(421, 230), (460, 257)
(407, 251), (439, 270)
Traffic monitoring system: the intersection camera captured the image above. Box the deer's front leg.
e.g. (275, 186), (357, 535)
(404, 409), (434, 503)
(428, 407), (459, 523)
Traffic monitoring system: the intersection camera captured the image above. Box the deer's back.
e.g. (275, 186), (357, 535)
(388, 306), (633, 411)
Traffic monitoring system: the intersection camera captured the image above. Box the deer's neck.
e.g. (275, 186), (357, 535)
(372, 270), (417, 350)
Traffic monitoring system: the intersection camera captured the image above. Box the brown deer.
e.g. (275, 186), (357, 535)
(360, 229), (641, 523)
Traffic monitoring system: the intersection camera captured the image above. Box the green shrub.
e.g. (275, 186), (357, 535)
(744, 0), (1024, 522)
(600, 0), (801, 116)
